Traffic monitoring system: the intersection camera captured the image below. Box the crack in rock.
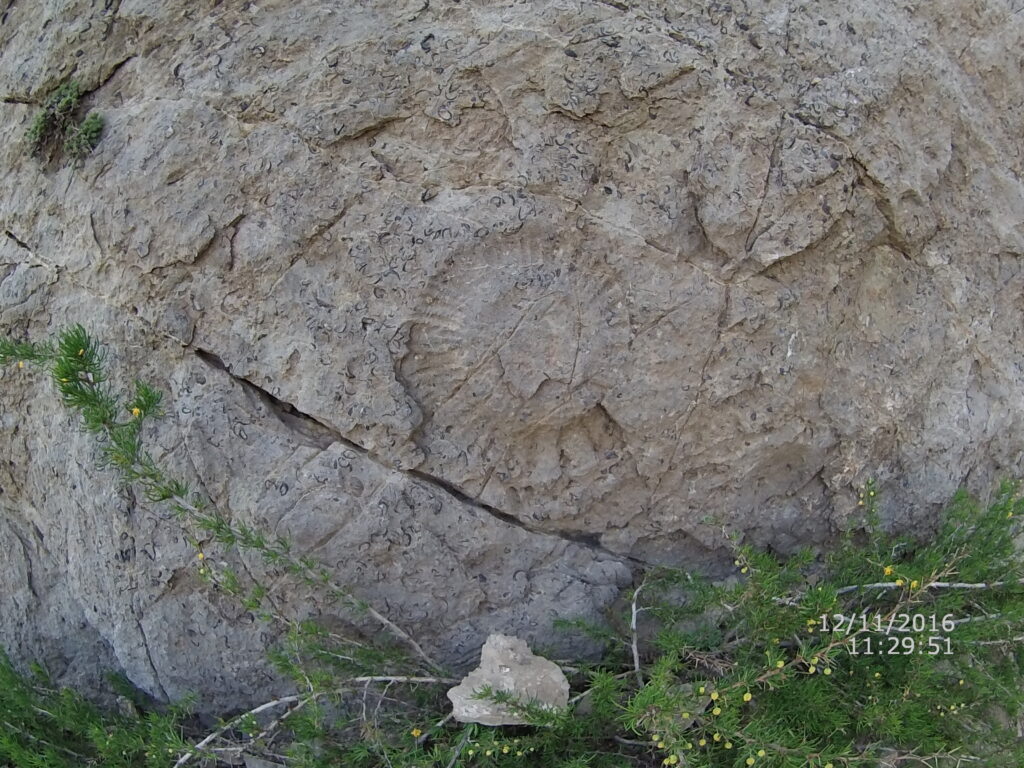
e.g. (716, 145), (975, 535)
(193, 348), (642, 565)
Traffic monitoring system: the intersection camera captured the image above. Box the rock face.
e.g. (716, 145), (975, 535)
(447, 634), (569, 726)
(1, 0), (1023, 713)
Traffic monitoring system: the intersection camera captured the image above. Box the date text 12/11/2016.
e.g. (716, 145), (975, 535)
(818, 613), (957, 635)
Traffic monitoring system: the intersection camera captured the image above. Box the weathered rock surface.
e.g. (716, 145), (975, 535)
(1, 0), (1023, 713)
(448, 634), (569, 725)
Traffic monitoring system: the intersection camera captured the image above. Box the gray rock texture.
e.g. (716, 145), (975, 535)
(448, 633), (569, 725)
(1, 0), (1023, 713)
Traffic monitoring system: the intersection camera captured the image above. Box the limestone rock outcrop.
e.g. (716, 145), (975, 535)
(1, 0), (1023, 712)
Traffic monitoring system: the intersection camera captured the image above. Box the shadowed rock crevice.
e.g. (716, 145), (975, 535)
(194, 347), (642, 565)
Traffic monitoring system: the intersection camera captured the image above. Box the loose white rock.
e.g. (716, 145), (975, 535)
(447, 634), (570, 726)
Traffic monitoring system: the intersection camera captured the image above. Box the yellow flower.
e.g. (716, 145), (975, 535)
(698, 739), (707, 747)
(808, 665), (817, 674)
(858, 500), (865, 506)
(874, 672), (882, 678)
(725, 742), (733, 749)
(652, 735), (661, 742)
(131, 406), (141, 417)
(743, 692), (753, 702)
(825, 764), (834, 768)
(712, 706), (722, 716)
(710, 691), (719, 701)
(811, 656), (819, 664)
(734, 559), (742, 566)
(410, 728), (422, 738)
(78, 348), (84, 356)
(958, 679), (964, 685)
(684, 742), (693, 750)
(757, 749), (766, 757)
(516, 751), (523, 757)
(741, 566), (748, 573)
(895, 579), (904, 586)
(657, 742), (666, 749)
(869, 490), (875, 496)
(681, 712), (690, 719)
(776, 660), (785, 668)
(17, 361), (24, 369)
(713, 733), (721, 742)
(746, 759), (756, 766)
(467, 750), (475, 756)
(883, 566), (893, 576)
(823, 668), (832, 675)
(910, 580), (919, 589)
(198, 568), (207, 575)
(699, 686), (705, 694)
(502, 746), (510, 754)
(485, 750), (493, 757)
(197, 552), (204, 560)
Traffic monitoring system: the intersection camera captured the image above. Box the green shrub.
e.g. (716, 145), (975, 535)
(64, 111), (105, 159)
(0, 650), (191, 768)
(2, 327), (1024, 767)
(25, 80), (103, 162)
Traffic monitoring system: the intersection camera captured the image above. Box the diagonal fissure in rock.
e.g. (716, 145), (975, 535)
(4, 230), (31, 250)
(193, 348), (642, 565)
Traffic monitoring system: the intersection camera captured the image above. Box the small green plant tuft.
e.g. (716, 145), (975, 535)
(25, 79), (103, 163)
(64, 111), (105, 159)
